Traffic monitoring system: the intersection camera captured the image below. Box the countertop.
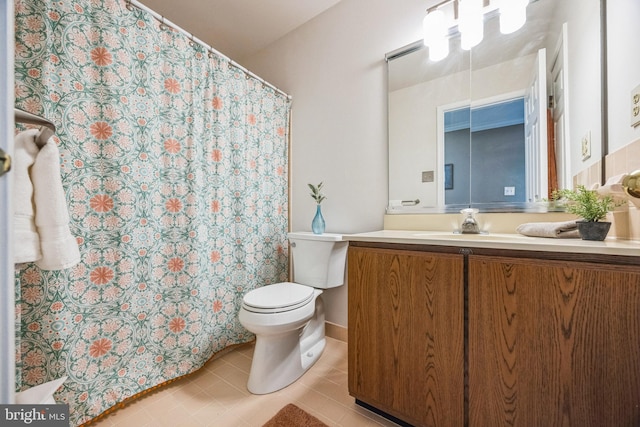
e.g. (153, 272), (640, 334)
(343, 230), (640, 258)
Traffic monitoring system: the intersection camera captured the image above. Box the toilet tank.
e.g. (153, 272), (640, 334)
(288, 232), (347, 288)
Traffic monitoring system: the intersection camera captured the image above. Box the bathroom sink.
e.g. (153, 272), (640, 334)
(412, 232), (525, 241)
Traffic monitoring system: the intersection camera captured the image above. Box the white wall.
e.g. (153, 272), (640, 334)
(565, 0), (603, 177)
(244, 0), (431, 326)
(0, 0), (15, 404)
(607, 0), (640, 152)
(389, 70), (470, 207)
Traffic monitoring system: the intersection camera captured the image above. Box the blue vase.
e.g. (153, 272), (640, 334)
(312, 204), (325, 234)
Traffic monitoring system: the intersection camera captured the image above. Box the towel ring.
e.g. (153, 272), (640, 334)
(15, 108), (56, 148)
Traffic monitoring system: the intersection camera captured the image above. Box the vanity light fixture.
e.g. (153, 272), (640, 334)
(423, 0), (529, 61)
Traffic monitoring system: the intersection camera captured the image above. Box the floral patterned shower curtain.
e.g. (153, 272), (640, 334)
(13, 0), (290, 424)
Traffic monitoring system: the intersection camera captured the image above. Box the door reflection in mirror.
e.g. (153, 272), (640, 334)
(444, 99), (526, 205)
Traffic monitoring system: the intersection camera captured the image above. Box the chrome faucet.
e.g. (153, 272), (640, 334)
(460, 208), (480, 234)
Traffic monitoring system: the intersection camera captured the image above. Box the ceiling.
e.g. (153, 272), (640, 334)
(139, 0), (343, 62)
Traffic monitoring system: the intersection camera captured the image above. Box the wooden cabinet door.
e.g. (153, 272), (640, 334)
(469, 255), (640, 427)
(348, 246), (465, 427)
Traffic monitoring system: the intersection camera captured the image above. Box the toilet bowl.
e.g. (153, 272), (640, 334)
(238, 232), (347, 394)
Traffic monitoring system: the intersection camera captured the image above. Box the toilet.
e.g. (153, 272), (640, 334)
(238, 231), (348, 394)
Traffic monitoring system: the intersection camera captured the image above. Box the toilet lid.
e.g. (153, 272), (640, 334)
(243, 282), (314, 312)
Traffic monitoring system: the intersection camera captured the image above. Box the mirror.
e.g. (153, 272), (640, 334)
(387, 0), (604, 213)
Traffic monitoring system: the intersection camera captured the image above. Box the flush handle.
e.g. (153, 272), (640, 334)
(290, 242), (296, 248)
(0, 148), (11, 178)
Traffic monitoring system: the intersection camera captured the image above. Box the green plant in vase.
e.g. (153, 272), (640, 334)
(552, 185), (620, 240)
(308, 182), (326, 234)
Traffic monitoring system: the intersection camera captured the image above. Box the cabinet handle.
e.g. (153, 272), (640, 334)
(0, 148), (11, 178)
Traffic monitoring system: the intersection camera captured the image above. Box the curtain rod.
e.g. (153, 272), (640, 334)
(127, 0), (292, 101)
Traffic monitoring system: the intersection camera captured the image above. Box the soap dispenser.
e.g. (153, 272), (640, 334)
(460, 208), (480, 234)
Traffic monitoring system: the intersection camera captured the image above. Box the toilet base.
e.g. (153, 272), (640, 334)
(247, 335), (326, 395)
(246, 295), (326, 394)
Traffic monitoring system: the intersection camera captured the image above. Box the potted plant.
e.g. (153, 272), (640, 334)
(552, 185), (618, 241)
(308, 182), (326, 234)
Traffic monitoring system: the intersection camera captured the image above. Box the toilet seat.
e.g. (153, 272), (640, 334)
(242, 282), (314, 314)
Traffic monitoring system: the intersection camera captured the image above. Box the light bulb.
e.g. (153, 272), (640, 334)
(459, 0), (484, 50)
(429, 38), (449, 62)
(500, 0), (528, 34)
(423, 9), (447, 47)
(423, 9), (450, 61)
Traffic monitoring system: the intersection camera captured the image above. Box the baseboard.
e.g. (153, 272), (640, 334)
(355, 400), (413, 427)
(325, 321), (347, 342)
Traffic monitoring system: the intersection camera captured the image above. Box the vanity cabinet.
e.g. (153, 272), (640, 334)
(348, 245), (465, 427)
(348, 242), (640, 427)
(469, 255), (640, 427)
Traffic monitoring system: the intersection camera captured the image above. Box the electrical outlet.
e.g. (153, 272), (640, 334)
(504, 186), (515, 196)
(632, 83), (640, 128)
(581, 131), (591, 161)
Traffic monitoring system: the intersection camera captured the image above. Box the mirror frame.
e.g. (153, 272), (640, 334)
(600, 0), (608, 182)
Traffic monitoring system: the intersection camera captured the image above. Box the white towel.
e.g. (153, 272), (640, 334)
(15, 376), (67, 404)
(13, 129), (80, 270)
(516, 220), (580, 239)
(13, 129), (42, 263)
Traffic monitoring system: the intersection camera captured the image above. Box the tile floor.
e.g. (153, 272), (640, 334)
(90, 337), (399, 427)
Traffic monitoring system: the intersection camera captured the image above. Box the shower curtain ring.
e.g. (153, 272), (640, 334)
(159, 16), (167, 31)
(188, 33), (195, 47)
(125, 0), (134, 11)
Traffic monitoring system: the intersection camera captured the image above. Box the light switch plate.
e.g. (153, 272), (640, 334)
(632, 83), (640, 128)
(422, 170), (434, 182)
(581, 131), (591, 161)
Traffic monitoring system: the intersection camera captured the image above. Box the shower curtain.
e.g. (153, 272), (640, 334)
(14, 0), (291, 425)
